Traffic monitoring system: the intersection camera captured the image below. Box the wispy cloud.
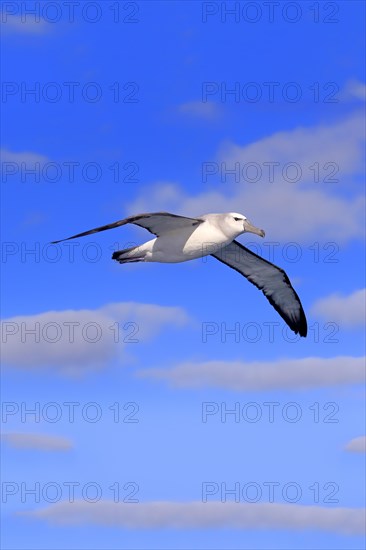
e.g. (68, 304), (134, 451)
(345, 436), (366, 454)
(220, 111), (364, 177)
(24, 500), (365, 535)
(341, 80), (366, 102)
(312, 289), (366, 327)
(1, 148), (49, 165)
(137, 356), (365, 391)
(0, 15), (50, 35)
(1, 302), (190, 375)
(128, 113), (365, 242)
(178, 101), (221, 120)
(1, 432), (72, 451)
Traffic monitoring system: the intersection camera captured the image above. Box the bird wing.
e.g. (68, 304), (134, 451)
(211, 240), (307, 337)
(51, 212), (204, 243)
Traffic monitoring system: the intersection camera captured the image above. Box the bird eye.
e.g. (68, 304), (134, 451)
(233, 216), (241, 221)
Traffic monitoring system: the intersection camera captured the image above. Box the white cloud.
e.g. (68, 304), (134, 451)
(345, 436), (366, 454)
(24, 500), (365, 535)
(341, 80), (366, 102)
(0, 148), (48, 165)
(220, 111), (364, 177)
(1, 302), (190, 375)
(1, 432), (72, 451)
(0, 15), (50, 35)
(128, 113), (365, 242)
(178, 101), (221, 120)
(0, 149), (50, 186)
(137, 356), (365, 391)
(312, 289), (366, 326)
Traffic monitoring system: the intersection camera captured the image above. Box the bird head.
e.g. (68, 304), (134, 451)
(227, 212), (265, 238)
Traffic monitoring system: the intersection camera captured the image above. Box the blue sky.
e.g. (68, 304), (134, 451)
(1, 1), (365, 549)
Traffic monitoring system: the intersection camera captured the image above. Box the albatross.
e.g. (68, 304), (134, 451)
(52, 211), (307, 337)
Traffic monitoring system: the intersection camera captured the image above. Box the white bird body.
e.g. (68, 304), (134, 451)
(52, 211), (307, 336)
(126, 214), (247, 263)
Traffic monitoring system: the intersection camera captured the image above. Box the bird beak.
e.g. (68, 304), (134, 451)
(244, 220), (265, 237)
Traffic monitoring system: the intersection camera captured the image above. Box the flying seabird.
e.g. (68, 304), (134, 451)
(52, 212), (307, 337)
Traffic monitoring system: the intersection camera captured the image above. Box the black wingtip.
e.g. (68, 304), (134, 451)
(51, 237), (72, 244)
(300, 323), (308, 338)
(296, 309), (308, 337)
(299, 321), (308, 338)
(298, 326), (307, 338)
(51, 238), (72, 244)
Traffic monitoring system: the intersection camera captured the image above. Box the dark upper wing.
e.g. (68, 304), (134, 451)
(211, 240), (307, 337)
(51, 212), (204, 243)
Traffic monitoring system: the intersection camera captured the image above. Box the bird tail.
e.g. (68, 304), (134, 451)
(112, 245), (145, 264)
